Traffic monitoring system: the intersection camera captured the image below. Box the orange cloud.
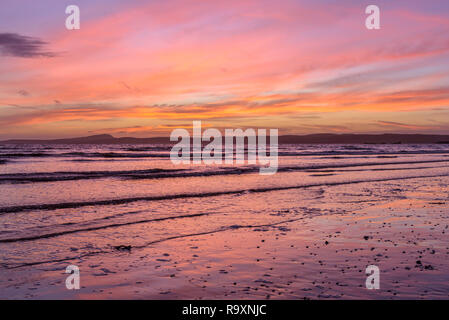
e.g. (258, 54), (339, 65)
(1, 0), (449, 138)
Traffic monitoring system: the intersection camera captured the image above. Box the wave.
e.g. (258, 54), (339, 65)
(0, 217), (309, 269)
(278, 150), (449, 157)
(1, 172), (448, 215)
(124, 146), (171, 152)
(2, 148), (449, 159)
(307, 164), (449, 173)
(0, 168), (186, 183)
(1, 159), (447, 184)
(0, 153), (49, 158)
(61, 152), (170, 158)
(0, 151), (170, 159)
(0, 212), (212, 243)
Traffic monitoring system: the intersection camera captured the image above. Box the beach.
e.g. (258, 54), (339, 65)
(1, 144), (449, 299)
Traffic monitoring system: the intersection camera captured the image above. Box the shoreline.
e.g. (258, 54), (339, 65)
(1, 175), (448, 299)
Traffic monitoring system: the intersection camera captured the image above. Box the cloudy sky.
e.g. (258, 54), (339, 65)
(1, 0), (449, 138)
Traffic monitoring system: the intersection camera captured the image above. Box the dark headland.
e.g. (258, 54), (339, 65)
(1, 133), (449, 144)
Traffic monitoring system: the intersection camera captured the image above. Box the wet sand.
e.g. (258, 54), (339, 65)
(1, 175), (448, 299)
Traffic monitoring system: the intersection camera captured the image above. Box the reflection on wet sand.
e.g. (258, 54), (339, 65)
(1, 144), (449, 299)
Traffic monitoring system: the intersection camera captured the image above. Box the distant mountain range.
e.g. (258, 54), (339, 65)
(1, 133), (449, 144)
(0, 134), (169, 144)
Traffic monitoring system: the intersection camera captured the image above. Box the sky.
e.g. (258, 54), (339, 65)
(1, 0), (449, 139)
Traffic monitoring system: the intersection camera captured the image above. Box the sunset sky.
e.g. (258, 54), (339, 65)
(1, 0), (449, 139)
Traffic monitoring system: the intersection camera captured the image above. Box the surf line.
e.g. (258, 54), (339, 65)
(170, 121), (278, 175)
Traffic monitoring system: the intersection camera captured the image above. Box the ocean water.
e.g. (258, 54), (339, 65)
(1, 143), (449, 299)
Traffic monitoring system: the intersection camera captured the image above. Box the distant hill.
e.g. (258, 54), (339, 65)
(0, 134), (170, 144)
(278, 134), (449, 144)
(1, 133), (449, 144)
